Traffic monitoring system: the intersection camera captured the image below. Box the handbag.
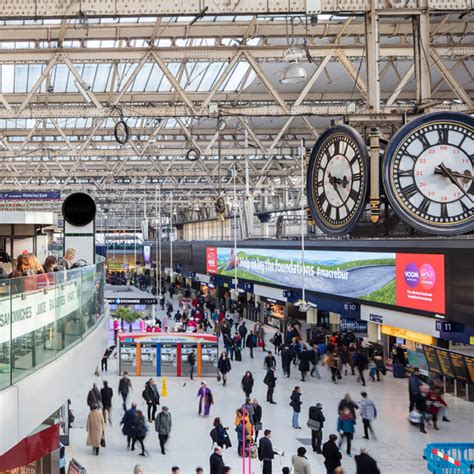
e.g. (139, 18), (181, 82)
(217, 372), (222, 382)
(307, 419), (321, 430)
(254, 422), (263, 431)
(100, 436), (106, 448)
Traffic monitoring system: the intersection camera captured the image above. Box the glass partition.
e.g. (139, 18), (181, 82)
(0, 257), (105, 389)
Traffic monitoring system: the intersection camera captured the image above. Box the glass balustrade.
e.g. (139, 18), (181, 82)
(0, 258), (105, 390)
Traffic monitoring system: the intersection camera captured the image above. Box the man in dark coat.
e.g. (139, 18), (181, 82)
(87, 383), (102, 411)
(100, 381), (113, 424)
(355, 448), (381, 474)
(258, 430), (279, 474)
(308, 403), (325, 453)
(143, 378), (160, 422)
(322, 434), (342, 474)
(281, 345), (292, 377)
(209, 446), (225, 474)
(118, 372), (132, 411)
(120, 402), (137, 449)
(263, 368), (277, 404)
(298, 346), (311, 381)
(408, 368), (421, 412)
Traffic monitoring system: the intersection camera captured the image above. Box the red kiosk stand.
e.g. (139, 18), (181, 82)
(118, 332), (219, 377)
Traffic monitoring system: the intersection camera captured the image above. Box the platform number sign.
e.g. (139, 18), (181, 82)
(306, 125), (369, 236)
(383, 112), (473, 235)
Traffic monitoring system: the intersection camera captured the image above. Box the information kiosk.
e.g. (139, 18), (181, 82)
(118, 333), (218, 377)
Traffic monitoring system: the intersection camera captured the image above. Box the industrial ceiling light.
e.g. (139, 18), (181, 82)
(280, 46), (307, 85)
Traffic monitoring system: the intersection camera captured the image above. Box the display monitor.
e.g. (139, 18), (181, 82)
(422, 345), (442, 375)
(449, 352), (469, 383)
(463, 354), (474, 384)
(434, 348), (455, 378)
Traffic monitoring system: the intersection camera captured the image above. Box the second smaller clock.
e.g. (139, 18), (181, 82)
(307, 125), (369, 236)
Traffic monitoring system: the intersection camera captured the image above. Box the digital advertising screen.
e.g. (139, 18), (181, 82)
(449, 352), (469, 383)
(143, 245), (151, 265)
(422, 346), (442, 375)
(206, 247), (445, 314)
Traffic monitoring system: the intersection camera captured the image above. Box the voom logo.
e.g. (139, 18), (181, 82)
(403, 263), (419, 288)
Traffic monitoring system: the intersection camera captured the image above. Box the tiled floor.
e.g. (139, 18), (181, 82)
(67, 308), (474, 474)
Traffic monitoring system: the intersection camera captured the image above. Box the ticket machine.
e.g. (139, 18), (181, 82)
(140, 342), (156, 376)
(201, 342), (218, 376)
(160, 343), (177, 375)
(120, 342), (136, 373)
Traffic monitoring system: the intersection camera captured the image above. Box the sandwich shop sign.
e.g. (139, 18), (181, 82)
(0, 281), (93, 344)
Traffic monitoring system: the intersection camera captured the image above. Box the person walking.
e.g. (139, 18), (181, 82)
(308, 403), (325, 453)
(263, 368), (277, 404)
(252, 398), (263, 442)
(309, 344), (321, 379)
(155, 406), (172, 454)
(322, 434), (342, 474)
(359, 392), (377, 440)
(290, 386), (302, 429)
(354, 350), (368, 387)
(87, 383), (102, 411)
(210, 446), (226, 474)
(427, 387), (448, 431)
(291, 447), (312, 474)
(131, 410), (148, 456)
(272, 331), (283, 355)
(337, 408), (355, 457)
(408, 368), (422, 412)
(258, 430), (279, 474)
(414, 385), (429, 434)
(119, 372), (132, 411)
(210, 417), (228, 449)
(197, 381), (214, 417)
(101, 346), (114, 371)
(298, 346), (311, 382)
(100, 381), (113, 425)
(355, 448), (381, 474)
(120, 402), (137, 449)
(238, 322), (248, 340)
(234, 408), (252, 457)
(86, 405), (105, 456)
(281, 345), (291, 377)
(241, 371), (254, 398)
(217, 351), (232, 386)
(338, 394), (358, 420)
(142, 378), (160, 422)
(264, 351), (277, 370)
(246, 331), (257, 359)
(188, 350), (197, 380)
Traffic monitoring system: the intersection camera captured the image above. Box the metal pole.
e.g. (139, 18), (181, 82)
(233, 166), (238, 296)
(170, 191), (173, 283)
(155, 186), (159, 315)
(300, 139), (306, 304)
(158, 187), (162, 297)
(134, 205), (137, 269)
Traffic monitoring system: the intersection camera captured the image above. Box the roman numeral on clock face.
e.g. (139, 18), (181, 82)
(418, 133), (431, 151)
(398, 169), (414, 177)
(419, 197), (430, 215)
(402, 182), (419, 199)
(437, 128), (449, 145)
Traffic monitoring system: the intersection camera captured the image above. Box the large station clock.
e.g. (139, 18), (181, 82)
(383, 112), (473, 235)
(306, 125), (368, 235)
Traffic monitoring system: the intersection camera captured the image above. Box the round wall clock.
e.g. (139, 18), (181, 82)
(383, 112), (473, 235)
(306, 125), (369, 235)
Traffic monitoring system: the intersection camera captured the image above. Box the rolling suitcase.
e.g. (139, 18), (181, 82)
(392, 363), (405, 378)
(235, 350), (242, 361)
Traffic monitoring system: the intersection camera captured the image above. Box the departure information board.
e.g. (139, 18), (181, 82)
(434, 348), (455, 378)
(464, 355), (474, 384)
(423, 346), (442, 375)
(449, 352), (469, 383)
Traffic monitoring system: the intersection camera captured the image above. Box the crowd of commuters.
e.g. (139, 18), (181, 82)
(78, 275), (451, 473)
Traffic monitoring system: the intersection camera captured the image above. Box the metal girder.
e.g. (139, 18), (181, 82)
(0, 0), (470, 18)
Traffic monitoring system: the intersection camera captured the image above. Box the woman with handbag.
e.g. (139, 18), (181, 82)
(252, 398), (263, 442)
(241, 371), (254, 398)
(131, 410), (149, 456)
(86, 404), (105, 455)
(217, 351), (232, 386)
(307, 403), (325, 453)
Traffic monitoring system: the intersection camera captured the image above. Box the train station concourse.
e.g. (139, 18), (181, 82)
(0, 1), (472, 474)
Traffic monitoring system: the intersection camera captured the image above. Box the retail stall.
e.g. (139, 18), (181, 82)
(118, 333), (218, 377)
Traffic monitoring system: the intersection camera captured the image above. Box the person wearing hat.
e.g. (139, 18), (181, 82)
(291, 447), (312, 474)
(155, 406), (172, 455)
(308, 402), (325, 453)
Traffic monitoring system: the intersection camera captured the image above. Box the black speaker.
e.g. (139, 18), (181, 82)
(62, 192), (96, 227)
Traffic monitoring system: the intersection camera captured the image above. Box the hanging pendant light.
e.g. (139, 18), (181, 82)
(280, 46), (307, 85)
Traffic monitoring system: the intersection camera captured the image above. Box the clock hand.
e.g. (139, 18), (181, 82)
(435, 166), (474, 181)
(437, 163), (473, 203)
(330, 178), (347, 208)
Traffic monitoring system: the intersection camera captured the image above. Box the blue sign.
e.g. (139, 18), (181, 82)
(369, 313), (384, 324)
(0, 191), (61, 200)
(340, 319), (367, 333)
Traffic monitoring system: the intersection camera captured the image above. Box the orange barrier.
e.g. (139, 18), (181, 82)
(136, 343), (141, 376)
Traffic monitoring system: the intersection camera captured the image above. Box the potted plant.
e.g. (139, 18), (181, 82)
(115, 306), (141, 332)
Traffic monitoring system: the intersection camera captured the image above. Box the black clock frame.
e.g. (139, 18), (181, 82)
(306, 124), (369, 236)
(382, 112), (473, 236)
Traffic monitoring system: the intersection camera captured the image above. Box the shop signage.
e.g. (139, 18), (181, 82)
(369, 313), (384, 324)
(107, 298), (157, 305)
(381, 324), (435, 345)
(0, 281), (95, 344)
(120, 333), (218, 344)
(207, 247), (445, 314)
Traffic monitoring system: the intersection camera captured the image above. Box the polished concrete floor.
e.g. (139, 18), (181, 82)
(66, 310), (474, 473)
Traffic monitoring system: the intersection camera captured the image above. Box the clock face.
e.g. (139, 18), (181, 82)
(383, 112), (473, 235)
(307, 125), (368, 235)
